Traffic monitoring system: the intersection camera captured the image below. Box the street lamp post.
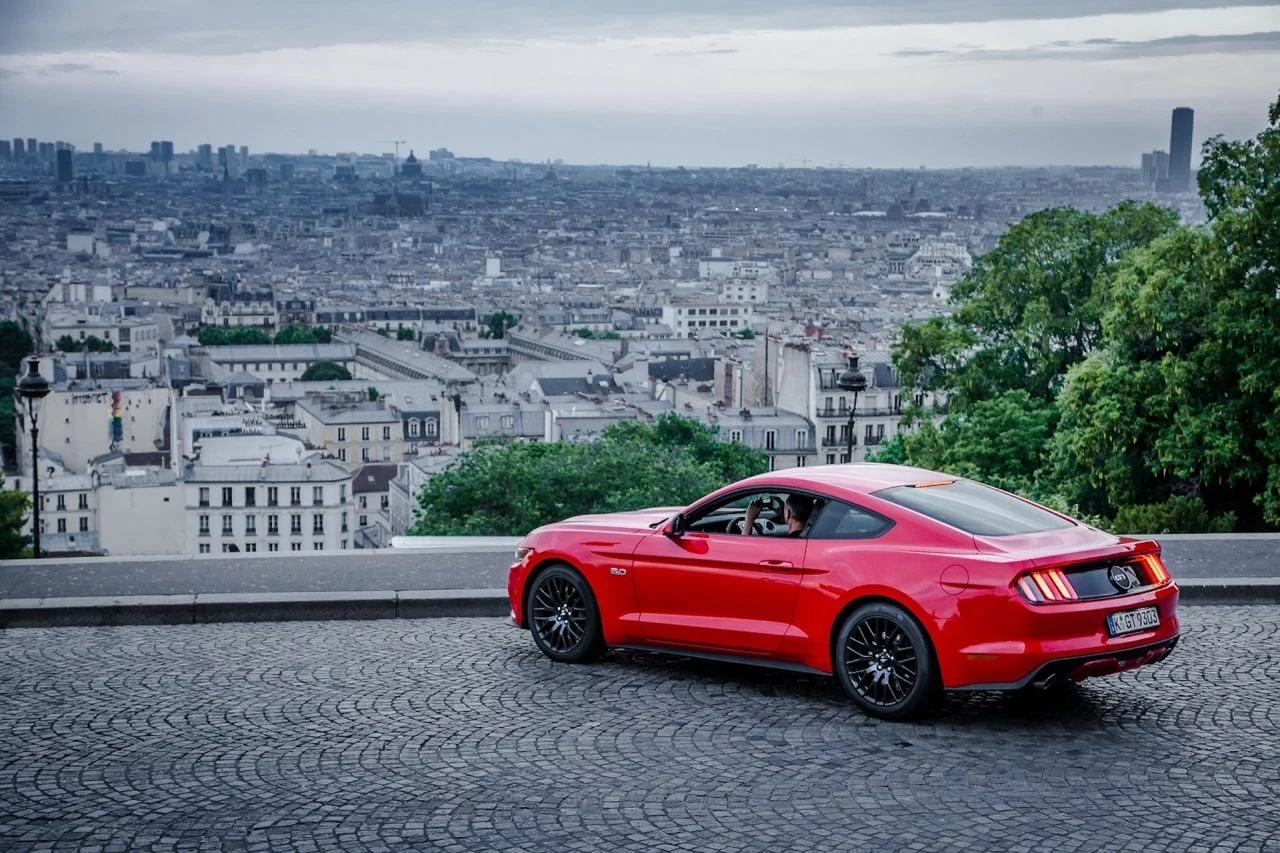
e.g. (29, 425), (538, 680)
(836, 352), (867, 465)
(15, 356), (51, 558)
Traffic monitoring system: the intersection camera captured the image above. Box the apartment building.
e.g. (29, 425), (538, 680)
(184, 460), (353, 554)
(661, 303), (755, 336)
(294, 393), (406, 468)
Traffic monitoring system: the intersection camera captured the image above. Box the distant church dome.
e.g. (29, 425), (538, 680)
(404, 149), (418, 164)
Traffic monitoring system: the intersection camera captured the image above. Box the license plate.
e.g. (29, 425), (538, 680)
(1107, 606), (1160, 636)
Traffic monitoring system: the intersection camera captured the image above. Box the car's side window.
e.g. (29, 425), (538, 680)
(808, 499), (893, 540)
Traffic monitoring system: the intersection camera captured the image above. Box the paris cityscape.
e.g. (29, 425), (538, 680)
(1, 1), (1279, 851)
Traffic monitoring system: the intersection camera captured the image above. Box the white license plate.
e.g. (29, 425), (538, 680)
(1108, 606), (1160, 636)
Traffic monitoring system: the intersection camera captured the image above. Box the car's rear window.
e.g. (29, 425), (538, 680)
(874, 479), (1075, 536)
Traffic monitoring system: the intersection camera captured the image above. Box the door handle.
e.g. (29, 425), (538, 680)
(759, 559), (794, 569)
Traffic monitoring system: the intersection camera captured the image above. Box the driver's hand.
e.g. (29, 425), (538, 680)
(743, 499), (761, 534)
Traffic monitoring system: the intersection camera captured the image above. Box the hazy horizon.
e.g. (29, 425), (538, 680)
(1, 0), (1277, 169)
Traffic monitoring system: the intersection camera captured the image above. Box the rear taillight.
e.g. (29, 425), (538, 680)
(1016, 568), (1079, 603)
(1137, 553), (1171, 585)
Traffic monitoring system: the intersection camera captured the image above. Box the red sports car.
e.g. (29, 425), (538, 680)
(506, 465), (1180, 719)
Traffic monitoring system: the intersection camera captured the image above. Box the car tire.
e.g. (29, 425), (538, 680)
(834, 601), (940, 721)
(527, 564), (605, 664)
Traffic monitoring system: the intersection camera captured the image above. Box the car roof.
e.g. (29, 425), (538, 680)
(741, 464), (956, 497)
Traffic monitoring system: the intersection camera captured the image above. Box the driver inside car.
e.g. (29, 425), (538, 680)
(742, 493), (815, 536)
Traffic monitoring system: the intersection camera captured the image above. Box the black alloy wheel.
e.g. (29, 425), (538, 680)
(528, 565), (604, 664)
(834, 602), (939, 720)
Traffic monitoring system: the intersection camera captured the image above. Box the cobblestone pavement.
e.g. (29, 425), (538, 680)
(2, 608), (1277, 853)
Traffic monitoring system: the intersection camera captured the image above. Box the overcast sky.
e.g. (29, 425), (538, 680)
(0, 0), (1276, 167)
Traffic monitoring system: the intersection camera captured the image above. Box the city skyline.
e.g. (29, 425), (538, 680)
(0, 1), (1277, 167)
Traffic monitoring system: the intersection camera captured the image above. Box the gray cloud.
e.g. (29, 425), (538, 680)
(40, 62), (118, 75)
(657, 47), (740, 56)
(2, 0), (1278, 55)
(893, 29), (1280, 60)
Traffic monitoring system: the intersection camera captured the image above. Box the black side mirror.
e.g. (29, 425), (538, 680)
(666, 513), (686, 537)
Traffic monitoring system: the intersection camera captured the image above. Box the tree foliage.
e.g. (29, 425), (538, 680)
(0, 321), (33, 373)
(487, 311), (518, 339)
(0, 477), (31, 559)
(395, 327), (414, 341)
(299, 361), (352, 381)
(198, 326), (271, 345)
(888, 94), (1280, 531)
(409, 413), (768, 535)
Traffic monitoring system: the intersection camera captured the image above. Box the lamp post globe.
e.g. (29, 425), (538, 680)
(15, 355), (51, 558)
(836, 353), (867, 464)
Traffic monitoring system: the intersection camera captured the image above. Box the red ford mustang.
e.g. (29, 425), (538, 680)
(506, 465), (1180, 719)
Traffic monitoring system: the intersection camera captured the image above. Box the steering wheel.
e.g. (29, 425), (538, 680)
(728, 495), (785, 535)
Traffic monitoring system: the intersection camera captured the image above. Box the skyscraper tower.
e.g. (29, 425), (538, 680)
(13, 139), (24, 159)
(56, 148), (73, 182)
(1168, 107), (1194, 193)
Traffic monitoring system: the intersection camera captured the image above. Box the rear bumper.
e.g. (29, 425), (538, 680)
(945, 582), (1181, 690)
(953, 635), (1180, 691)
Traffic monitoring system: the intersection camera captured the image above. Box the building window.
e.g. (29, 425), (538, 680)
(313, 542), (324, 551)
(338, 448), (347, 462)
(291, 542), (302, 551)
(199, 515), (210, 535)
(341, 512), (349, 533)
(359, 514), (368, 527)
(268, 514), (279, 534)
(245, 543), (257, 553)
(56, 494), (66, 511)
(221, 487), (233, 507)
(382, 446), (391, 462)
(312, 514), (324, 534)
(221, 515), (233, 535)
(728, 429), (742, 443)
(501, 415), (515, 430)
(382, 425), (392, 441)
(796, 429), (806, 448)
(426, 419), (438, 437)
(476, 416), (489, 430)
(57, 518), (67, 533)
(826, 454), (836, 465)
(199, 487), (210, 507)
(797, 456), (806, 467)
(339, 485), (347, 504)
(764, 429), (777, 450)
(290, 487), (301, 506)
(244, 487), (256, 507)
(268, 487), (278, 507)
(358, 495), (368, 510)
(409, 419), (421, 437)
(79, 517), (89, 532)
(290, 514), (302, 535)
(268, 542), (279, 552)
(245, 515), (257, 535)
(338, 427), (346, 442)
(361, 447), (371, 463)
(78, 494), (89, 510)
(361, 427), (370, 441)
(199, 543), (210, 554)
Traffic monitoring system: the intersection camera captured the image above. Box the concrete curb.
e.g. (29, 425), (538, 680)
(1, 579), (1275, 630)
(0, 589), (511, 629)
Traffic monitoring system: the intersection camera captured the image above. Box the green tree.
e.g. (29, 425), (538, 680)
(409, 413), (767, 535)
(488, 311), (518, 339)
(0, 375), (15, 473)
(1051, 95), (1280, 528)
(0, 321), (33, 372)
(734, 327), (757, 340)
(895, 202), (1179, 408)
(571, 327), (597, 339)
(313, 326), (333, 343)
(367, 386), (381, 402)
(395, 327), (414, 341)
(300, 361), (352, 382)
(0, 477), (31, 559)
(197, 326), (228, 345)
(274, 325), (318, 345)
(55, 335), (80, 353)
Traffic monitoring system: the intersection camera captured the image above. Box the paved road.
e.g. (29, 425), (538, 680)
(1, 607), (1277, 852)
(2, 535), (1278, 600)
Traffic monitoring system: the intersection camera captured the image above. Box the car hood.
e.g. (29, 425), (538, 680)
(530, 506), (683, 536)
